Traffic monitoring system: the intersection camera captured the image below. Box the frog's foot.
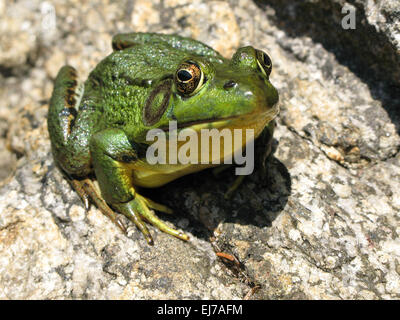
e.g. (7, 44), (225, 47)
(69, 178), (90, 210)
(113, 193), (189, 245)
(224, 175), (246, 199)
(70, 178), (127, 233)
(212, 164), (232, 177)
(212, 165), (247, 199)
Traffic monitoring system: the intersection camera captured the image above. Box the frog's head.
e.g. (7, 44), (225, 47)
(137, 46), (279, 142)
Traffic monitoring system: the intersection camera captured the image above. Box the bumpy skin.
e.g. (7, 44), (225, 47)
(48, 33), (279, 245)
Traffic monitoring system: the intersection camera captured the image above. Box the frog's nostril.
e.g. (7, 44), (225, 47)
(244, 91), (253, 99)
(223, 80), (237, 90)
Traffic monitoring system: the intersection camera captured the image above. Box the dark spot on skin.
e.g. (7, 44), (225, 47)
(63, 73), (80, 107)
(141, 79), (153, 87)
(121, 154), (136, 163)
(66, 96), (76, 107)
(60, 107), (77, 118)
(59, 107), (77, 137)
(66, 88), (76, 101)
(65, 80), (78, 94)
(112, 40), (133, 51)
(223, 80), (237, 90)
(68, 68), (77, 78)
(112, 42), (121, 50)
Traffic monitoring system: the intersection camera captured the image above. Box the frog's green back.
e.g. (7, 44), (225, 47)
(111, 33), (224, 61)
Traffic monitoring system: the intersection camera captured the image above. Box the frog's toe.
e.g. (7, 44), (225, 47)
(212, 165), (247, 198)
(114, 193), (189, 244)
(114, 201), (154, 245)
(142, 208), (189, 241)
(212, 164), (231, 177)
(70, 178), (90, 210)
(141, 195), (174, 214)
(224, 175), (246, 199)
(69, 177), (127, 233)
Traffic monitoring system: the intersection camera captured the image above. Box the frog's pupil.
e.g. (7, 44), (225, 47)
(263, 54), (271, 67)
(178, 70), (192, 82)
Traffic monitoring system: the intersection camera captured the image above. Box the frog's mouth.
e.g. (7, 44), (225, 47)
(159, 104), (279, 136)
(158, 115), (238, 132)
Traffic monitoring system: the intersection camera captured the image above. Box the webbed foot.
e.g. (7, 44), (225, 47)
(69, 177), (127, 233)
(113, 193), (188, 245)
(212, 165), (247, 199)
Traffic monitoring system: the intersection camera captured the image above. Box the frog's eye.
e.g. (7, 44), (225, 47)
(255, 49), (272, 77)
(175, 61), (204, 96)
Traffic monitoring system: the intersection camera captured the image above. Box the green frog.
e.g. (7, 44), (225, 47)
(48, 33), (279, 245)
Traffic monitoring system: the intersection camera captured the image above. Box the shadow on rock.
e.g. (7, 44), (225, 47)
(145, 140), (291, 242)
(255, 0), (400, 132)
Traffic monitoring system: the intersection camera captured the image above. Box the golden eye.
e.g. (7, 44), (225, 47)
(175, 61), (204, 95)
(256, 49), (272, 77)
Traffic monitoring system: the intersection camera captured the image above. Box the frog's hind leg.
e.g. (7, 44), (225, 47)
(48, 66), (98, 177)
(224, 175), (246, 199)
(213, 121), (276, 198)
(212, 165), (243, 198)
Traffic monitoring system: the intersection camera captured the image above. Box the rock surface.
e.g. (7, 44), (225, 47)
(0, 0), (399, 299)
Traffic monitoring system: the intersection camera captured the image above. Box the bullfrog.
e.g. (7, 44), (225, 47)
(48, 33), (279, 245)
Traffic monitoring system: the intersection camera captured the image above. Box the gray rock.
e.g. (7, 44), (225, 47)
(0, 0), (399, 299)
(257, 0), (400, 166)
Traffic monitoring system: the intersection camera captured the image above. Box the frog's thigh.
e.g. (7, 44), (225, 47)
(48, 66), (92, 176)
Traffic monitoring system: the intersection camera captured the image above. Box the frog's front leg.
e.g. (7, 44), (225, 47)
(254, 119), (276, 179)
(215, 120), (276, 198)
(90, 128), (189, 245)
